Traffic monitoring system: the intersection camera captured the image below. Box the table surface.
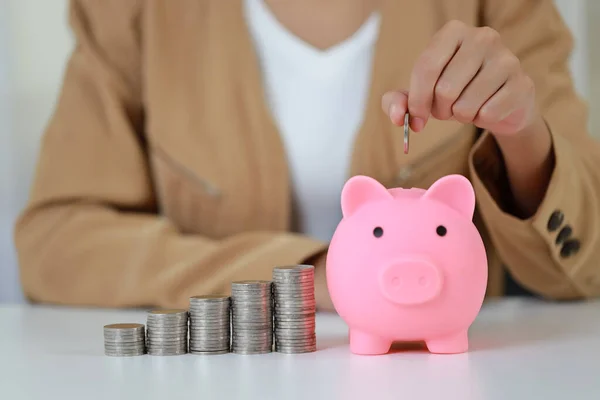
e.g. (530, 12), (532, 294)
(1, 297), (599, 400)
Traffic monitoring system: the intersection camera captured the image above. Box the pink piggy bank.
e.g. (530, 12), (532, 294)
(326, 174), (487, 355)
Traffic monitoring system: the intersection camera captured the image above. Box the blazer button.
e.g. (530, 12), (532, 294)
(560, 239), (580, 258)
(547, 210), (564, 232)
(555, 225), (572, 245)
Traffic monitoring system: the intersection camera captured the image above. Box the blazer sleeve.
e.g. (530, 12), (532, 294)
(468, 0), (600, 299)
(13, 0), (326, 309)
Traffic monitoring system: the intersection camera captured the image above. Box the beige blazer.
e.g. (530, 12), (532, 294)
(13, 0), (600, 309)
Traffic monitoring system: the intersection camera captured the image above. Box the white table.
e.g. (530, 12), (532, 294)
(1, 297), (599, 400)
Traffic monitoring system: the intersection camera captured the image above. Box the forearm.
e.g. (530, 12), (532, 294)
(15, 202), (326, 308)
(493, 114), (555, 218)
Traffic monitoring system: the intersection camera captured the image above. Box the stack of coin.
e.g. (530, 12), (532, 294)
(188, 295), (231, 355)
(272, 265), (317, 353)
(146, 309), (189, 356)
(103, 323), (146, 357)
(230, 281), (273, 354)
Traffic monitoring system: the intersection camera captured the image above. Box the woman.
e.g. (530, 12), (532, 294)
(14, 0), (600, 310)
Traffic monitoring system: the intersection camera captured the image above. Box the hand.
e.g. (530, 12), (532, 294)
(382, 20), (539, 137)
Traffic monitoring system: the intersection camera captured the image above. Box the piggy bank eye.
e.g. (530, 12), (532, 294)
(436, 225), (447, 237)
(373, 227), (384, 238)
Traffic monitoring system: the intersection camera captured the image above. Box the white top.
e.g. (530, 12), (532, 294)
(243, 0), (381, 242)
(2, 298), (599, 399)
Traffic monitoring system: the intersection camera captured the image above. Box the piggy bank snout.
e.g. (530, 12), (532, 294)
(379, 259), (443, 305)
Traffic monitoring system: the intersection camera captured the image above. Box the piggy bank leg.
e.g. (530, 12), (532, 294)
(425, 331), (469, 354)
(349, 329), (392, 355)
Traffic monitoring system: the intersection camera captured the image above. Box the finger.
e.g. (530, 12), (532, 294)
(381, 90), (408, 126)
(475, 74), (533, 129)
(430, 35), (488, 120)
(408, 20), (468, 129)
(452, 52), (520, 124)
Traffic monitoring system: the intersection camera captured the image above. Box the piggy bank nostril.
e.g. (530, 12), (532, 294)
(392, 277), (401, 287)
(418, 277), (427, 286)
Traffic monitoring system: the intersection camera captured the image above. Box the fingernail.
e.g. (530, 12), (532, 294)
(389, 103), (402, 125)
(412, 117), (426, 132)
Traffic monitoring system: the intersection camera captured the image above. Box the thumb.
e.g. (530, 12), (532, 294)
(381, 90), (408, 126)
(382, 90), (427, 131)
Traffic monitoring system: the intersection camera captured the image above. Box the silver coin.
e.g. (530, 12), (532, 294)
(231, 348), (272, 355)
(232, 325), (272, 330)
(146, 332), (188, 338)
(274, 326), (315, 333)
(105, 350), (146, 357)
(275, 342), (316, 349)
(104, 339), (145, 345)
(190, 344), (230, 349)
(231, 315), (271, 321)
(275, 337), (316, 344)
(146, 325), (188, 331)
(189, 308), (230, 313)
(148, 309), (188, 316)
(274, 310), (315, 316)
(104, 346), (146, 352)
(103, 345), (146, 350)
(190, 294), (230, 301)
(273, 305), (316, 311)
(148, 350), (188, 356)
(232, 327), (271, 333)
(189, 311), (230, 316)
(231, 318), (271, 322)
(146, 319), (188, 325)
(146, 339), (188, 343)
(274, 326), (314, 332)
(273, 281), (314, 287)
(232, 329), (272, 335)
(147, 346), (188, 353)
(190, 349), (229, 355)
(104, 323), (145, 331)
(146, 326), (188, 332)
(273, 297), (314, 303)
(146, 344), (187, 349)
(103, 328), (145, 335)
(189, 312), (229, 318)
(104, 338), (146, 343)
(189, 325), (230, 331)
(189, 326), (230, 332)
(232, 337), (272, 342)
(404, 112), (410, 154)
(104, 336), (146, 342)
(232, 340), (272, 346)
(104, 345), (146, 352)
(273, 264), (314, 272)
(275, 347), (317, 354)
(272, 276), (314, 282)
(189, 320), (230, 325)
(274, 312), (315, 319)
(190, 343), (230, 349)
(189, 345), (230, 351)
(190, 330), (230, 335)
(189, 336), (230, 342)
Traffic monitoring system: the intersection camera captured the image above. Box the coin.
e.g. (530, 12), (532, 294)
(404, 112), (410, 154)
(145, 309), (188, 356)
(188, 295), (231, 355)
(230, 280), (273, 355)
(272, 265), (317, 354)
(103, 323), (146, 357)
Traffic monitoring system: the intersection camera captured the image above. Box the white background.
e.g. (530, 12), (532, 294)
(1, 0), (598, 303)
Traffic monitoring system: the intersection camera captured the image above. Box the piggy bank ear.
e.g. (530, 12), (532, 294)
(341, 175), (392, 217)
(422, 175), (476, 219)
